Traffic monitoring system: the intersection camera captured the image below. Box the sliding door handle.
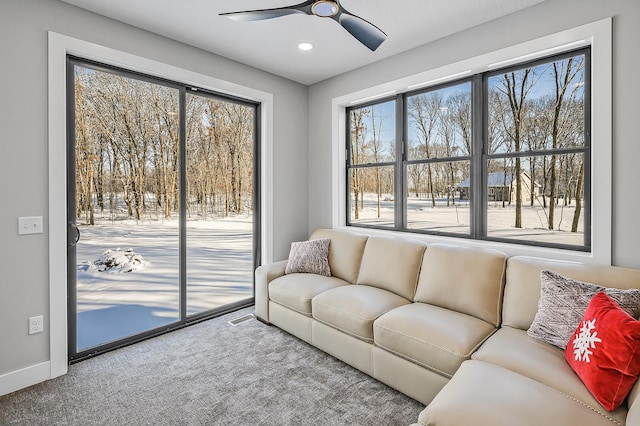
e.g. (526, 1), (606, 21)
(68, 222), (80, 247)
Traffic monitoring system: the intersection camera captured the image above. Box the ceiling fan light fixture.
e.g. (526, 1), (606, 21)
(311, 0), (339, 18)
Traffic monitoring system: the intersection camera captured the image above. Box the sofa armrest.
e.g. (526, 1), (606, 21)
(254, 260), (288, 323)
(627, 378), (640, 425)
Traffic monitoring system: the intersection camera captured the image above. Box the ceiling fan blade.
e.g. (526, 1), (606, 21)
(222, 0), (387, 51)
(221, 9), (307, 22)
(338, 13), (387, 51)
(220, 0), (315, 22)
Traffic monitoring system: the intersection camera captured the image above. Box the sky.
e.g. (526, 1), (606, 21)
(352, 52), (586, 156)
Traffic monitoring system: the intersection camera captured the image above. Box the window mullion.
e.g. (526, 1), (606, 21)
(471, 74), (485, 239)
(396, 94), (405, 230)
(178, 87), (187, 321)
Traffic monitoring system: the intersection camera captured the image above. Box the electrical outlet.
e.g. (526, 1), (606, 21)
(29, 315), (44, 335)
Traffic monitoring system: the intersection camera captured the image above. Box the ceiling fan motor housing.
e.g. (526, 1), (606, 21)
(312, 1), (339, 17)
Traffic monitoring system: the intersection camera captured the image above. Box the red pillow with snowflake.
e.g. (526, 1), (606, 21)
(565, 291), (640, 411)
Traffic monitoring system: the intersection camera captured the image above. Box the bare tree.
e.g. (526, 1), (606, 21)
(368, 104), (389, 217)
(74, 71), (96, 225)
(349, 108), (368, 219)
(547, 57), (583, 230)
(409, 93), (442, 207)
(497, 69), (534, 227)
(74, 67), (256, 225)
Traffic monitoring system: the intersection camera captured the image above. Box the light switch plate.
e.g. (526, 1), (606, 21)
(18, 216), (43, 235)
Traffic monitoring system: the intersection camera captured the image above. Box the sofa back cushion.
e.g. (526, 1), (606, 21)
(309, 229), (368, 284)
(503, 256), (640, 330)
(356, 236), (426, 300)
(414, 244), (507, 327)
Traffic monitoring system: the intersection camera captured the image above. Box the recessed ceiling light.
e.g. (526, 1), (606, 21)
(298, 42), (314, 51)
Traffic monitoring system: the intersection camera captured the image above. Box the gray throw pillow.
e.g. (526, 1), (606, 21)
(285, 238), (331, 276)
(527, 270), (640, 349)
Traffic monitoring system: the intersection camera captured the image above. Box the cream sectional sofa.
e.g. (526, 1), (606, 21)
(254, 228), (640, 426)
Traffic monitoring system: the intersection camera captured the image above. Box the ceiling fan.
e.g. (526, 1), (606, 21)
(220, 0), (387, 51)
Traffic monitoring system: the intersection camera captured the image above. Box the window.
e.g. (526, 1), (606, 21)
(406, 81), (472, 235)
(346, 48), (590, 251)
(347, 100), (396, 228)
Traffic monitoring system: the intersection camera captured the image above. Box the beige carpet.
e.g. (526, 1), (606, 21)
(0, 307), (423, 425)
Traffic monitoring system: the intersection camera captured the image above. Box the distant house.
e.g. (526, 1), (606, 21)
(457, 172), (540, 202)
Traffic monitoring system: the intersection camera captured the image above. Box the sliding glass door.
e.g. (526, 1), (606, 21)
(185, 93), (256, 316)
(67, 57), (258, 361)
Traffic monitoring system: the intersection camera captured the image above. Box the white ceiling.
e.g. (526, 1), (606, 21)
(59, 0), (546, 85)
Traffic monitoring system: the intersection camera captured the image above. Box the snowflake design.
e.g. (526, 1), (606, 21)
(572, 318), (602, 363)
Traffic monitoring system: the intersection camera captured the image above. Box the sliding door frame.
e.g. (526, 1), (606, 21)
(66, 56), (260, 362)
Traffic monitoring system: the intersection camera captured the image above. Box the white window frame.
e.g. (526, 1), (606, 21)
(46, 32), (274, 384)
(332, 18), (612, 265)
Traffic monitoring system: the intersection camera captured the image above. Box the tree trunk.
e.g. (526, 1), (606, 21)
(515, 158), (522, 228)
(548, 154), (557, 230)
(571, 162), (584, 232)
(376, 167), (381, 218)
(427, 164), (436, 208)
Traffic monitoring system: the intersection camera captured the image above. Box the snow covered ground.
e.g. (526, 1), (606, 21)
(351, 194), (584, 246)
(75, 216), (253, 350)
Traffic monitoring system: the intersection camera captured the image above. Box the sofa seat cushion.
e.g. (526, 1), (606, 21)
(312, 285), (411, 343)
(374, 303), (496, 378)
(269, 274), (348, 316)
(418, 360), (622, 426)
(472, 326), (627, 423)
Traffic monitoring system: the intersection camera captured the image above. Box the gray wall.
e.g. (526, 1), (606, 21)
(307, 0), (640, 269)
(0, 0), (308, 376)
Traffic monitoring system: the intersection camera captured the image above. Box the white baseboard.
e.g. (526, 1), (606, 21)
(0, 362), (51, 396)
